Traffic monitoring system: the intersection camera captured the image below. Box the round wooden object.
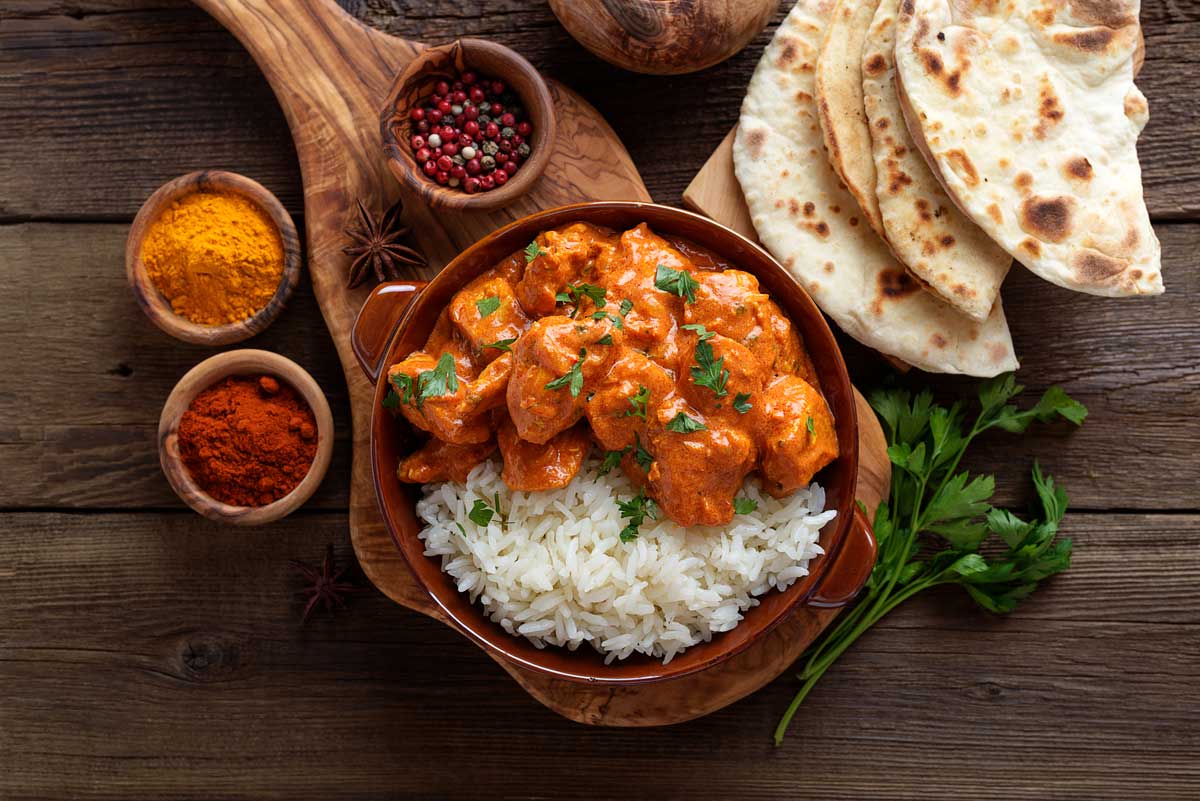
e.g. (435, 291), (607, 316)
(126, 170), (301, 346)
(381, 39), (556, 211)
(158, 349), (334, 525)
(549, 0), (776, 75)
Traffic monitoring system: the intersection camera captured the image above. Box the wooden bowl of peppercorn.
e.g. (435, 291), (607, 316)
(158, 349), (334, 526)
(381, 38), (556, 211)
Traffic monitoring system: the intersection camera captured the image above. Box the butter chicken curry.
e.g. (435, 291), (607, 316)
(387, 222), (839, 527)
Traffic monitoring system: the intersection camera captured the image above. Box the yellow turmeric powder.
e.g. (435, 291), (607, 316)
(142, 191), (284, 326)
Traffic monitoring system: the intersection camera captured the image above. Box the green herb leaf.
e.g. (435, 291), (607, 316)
(381, 389), (401, 409)
(414, 353), (460, 408)
(733, 497), (758, 515)
(544, 348), (586, 398)
(619, 298), (634, 317)
(622, 385), (650, 420)
(483, 337), (517, 353)
(683, 324), (728, 398)
(681, 323), (715, 341)
(389, 372), (414, 405)
(633, 433), (654, 470)
(475, 295), (501, 318)
(468, 499), (494, 527)
(524, 241), (548, 263)
(591, 310), (624, 329)
(653, 263), (699, 303)
(599, 446), (630, 476)
(557, 282), (607, 308)
(806, 415), (816, 438)
(597, 334), (614, 346)
(617, 489), (655, 542)
(665, 411), (706, 433)
(733, 392), (752, 414)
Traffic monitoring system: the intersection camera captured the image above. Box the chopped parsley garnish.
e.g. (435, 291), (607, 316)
(654, 263), (699, 303)
(806, 415), (816, 438)
(665, 411), (707, 433)
(544, 348), (586, 398)
(621, 385), (650, 419)
(524, 241), (548, 262)
(633, 433), (654, 470)
(390, 352), (460, 409)
(597, 334), (614, 346)
(599, 446), (630, 476)
(475, 295), (501, 318)
(619, 298), (634, 317)
(733, 497), (758, 515)
(617, 488), (658, 543)
(556, 282), (607, 309)
(381, 389), (401, 409)
(483, 337), (516, 353)
(733, 392), (753, 414)
(683, 323), (729, 398)
(467, 493), (505, 527)
(591, 310), (624, 329)
(389, 373), (414, 405)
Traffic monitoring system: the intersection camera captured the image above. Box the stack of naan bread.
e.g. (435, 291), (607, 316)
(734, 0), (1160, 376)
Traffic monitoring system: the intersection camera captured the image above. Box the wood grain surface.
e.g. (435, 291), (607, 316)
(0, 0), (1197, 798)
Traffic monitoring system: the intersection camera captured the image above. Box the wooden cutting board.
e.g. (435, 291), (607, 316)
(195, 0), (890, 725)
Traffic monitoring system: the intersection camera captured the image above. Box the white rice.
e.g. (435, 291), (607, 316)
(416, 457), (836, 664)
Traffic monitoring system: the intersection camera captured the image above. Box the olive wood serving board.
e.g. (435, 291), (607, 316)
(194, 0), (890, 726)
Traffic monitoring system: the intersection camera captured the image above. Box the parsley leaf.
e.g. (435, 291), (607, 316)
(622, 385), (650, 420)
(468, 498), (495, 527)
(557, 282), (607, 308)
(544, 348), (586, 398)
(381, 389), (401, 409)
(683, 323), (728, 398)
(599, 446), (630, 476)
(733, 497), (758, 515)
(733, 392), (752, 414)
(774, 374), (1086, 745)
(619, 298), (634, 317)
(806, 416), (815, 437)
(524, 241), (548, 262)
(483, 337), (516, 353)
(591, 310), (624, 329)
(633, 433), (653, 470)
(597, 334), (614, 346)
(617, 488), (657, 543)
(475, 295), (501, 318)
(414, 353), (459, 408)
(389, 372), (414, 405)
(653, 263), (699, 303)
(665, 411), (707, 433)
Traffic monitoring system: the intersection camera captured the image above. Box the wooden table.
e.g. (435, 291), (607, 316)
(1, 1), (1197, 798)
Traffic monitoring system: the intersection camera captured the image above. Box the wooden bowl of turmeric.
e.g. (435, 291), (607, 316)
(126, 170), (301, 346)
(158, 349), (334, 525)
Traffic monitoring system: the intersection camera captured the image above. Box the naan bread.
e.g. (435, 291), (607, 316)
(734, 0), (1018, 376)
(861, 0), (1011, 321)
(815, 0), (886, 238)
(894, 0), (1161, 296)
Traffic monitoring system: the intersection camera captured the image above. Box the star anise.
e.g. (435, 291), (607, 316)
(291, 544), (364, 622)
(342, 197), (427, 288)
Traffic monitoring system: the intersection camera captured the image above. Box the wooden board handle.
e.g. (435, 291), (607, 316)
(351, 281), (427, 384)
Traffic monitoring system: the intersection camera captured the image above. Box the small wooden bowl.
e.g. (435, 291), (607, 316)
(549, 0), (776, 75)
(126, 170), (301, 346)
(380, 39), (557, 212)
(158, 349), (334, 525)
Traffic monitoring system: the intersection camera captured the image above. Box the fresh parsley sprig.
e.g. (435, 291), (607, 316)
(388, 353), (459, 410)
(654, 263), (699, 303)
(774, 374), (1086, 745)
(682, 323), (729, 398)
(544, 348), (586, 398)
(617, 488), (658, 542)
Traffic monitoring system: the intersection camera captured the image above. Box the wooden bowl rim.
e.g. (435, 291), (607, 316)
(368, 201), (861, 684)
(380, 38), (557, 212)
(158, 349), (334, 525)
(126, 170), (301, 346)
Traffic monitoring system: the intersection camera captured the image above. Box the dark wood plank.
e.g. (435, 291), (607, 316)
(1, 221), (1194, 511)
(0, 0), (1196, 220)
(0, 222), (352, 509)
(1, 511), (1196, 800)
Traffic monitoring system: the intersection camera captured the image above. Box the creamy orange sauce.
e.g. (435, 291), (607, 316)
(388, 222), (839, 527)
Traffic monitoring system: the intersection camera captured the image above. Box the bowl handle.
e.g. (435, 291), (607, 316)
(351, 281), (427, 384)
(807, 506), (877, 608)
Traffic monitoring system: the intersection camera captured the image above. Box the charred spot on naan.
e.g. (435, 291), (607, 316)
(864, 52), (888, 76)
(743, 127), (767, 159)
(877, 268), (920, 301)
(1035, 79), (1065, 139)
(1066, 0), (1138, 29)
(1014, 171), (1034, 194)
(986, 203), (1004, 225)
(1020, 195), (1076, 243)
(929, 332), (949, 349)
(1071, 248), (1129, 283)
(1019, 238), (1042, 258)
(1053, 26), (1115, 52)
(944, 149), (980, 187)
(1063, 157), (1094, 181)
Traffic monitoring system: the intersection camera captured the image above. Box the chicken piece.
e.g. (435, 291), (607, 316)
(597, 224), (695, 369)
(423, 309), (479, 379)
(448, 271), (529, 364)
(498, 418), (591, 491)
(491, 248), (527, 286)
(386, 351), (491, 445)
(464, 352), (513, 412)
(506, 315), (617, 443)
(514, 223), (617, 316)
(645, 394), (757, 527)
(677, 330), (768, 425)
(585, 348), (675, 451)
(763, 302), (818, 384)
(758, 375), (839, 498)
(397, 437), (496, 484)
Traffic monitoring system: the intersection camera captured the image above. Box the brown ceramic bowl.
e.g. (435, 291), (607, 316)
(158, 349), (334, 525)
(126, 170), (301, 346)
(352, 202), (874, 684)
(380, 38), (556, 212)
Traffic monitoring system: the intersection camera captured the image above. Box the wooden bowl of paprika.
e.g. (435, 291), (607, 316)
(158, 349), (334, 525)
(127, 170), (302, 346)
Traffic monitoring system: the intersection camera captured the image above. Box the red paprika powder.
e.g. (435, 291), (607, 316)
(177, 374), (317, 507)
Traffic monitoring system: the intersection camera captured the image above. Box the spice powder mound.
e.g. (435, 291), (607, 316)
(142, 190), (284, 326)
(177, 375), (317, 507)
